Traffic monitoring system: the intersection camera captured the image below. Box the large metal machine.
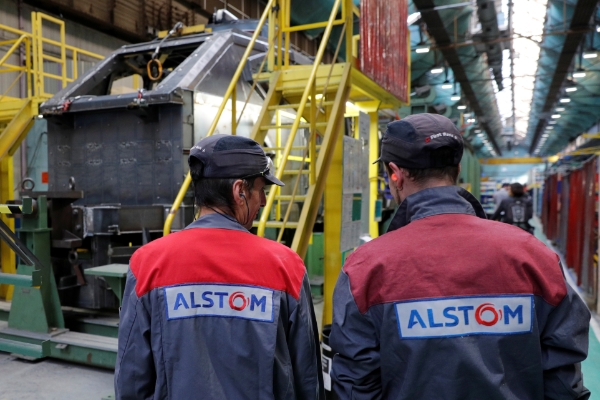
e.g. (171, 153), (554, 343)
(37, 27), (312, 311)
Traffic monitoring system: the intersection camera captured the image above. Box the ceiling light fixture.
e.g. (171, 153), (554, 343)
(549, 120), (557, 124)
(451, 94), (461, 101)
(407, 12), (421, 25)
(457, 105), (467, 110)
(415, 47), (430, 54)
(583, 51), (597, 59)
(551, 114), (561, 119)
(431, 67), (443, 74)
(573, 71), (586, 78)
(559, 98), (571, 103)
(441, 80), (453, 89)
(467, 118), (476, 123)
(556, 107), (565, 112)
(565, 87), (577, 92)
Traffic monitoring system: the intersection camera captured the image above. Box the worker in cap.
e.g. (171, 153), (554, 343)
(116, 134), (324, 399)
(329, 114), (590, 399)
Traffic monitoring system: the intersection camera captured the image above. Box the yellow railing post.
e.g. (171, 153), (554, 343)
(369, 111), (379, 239)
(344, 0), (353, 61)
(0, 157), (16, 301)
(310, 81), (317, 185)
(276, 110), (282, 221)
(267, 3), (276, 71)
(231, 87), (237, 135)
(284, 0), (291, 67)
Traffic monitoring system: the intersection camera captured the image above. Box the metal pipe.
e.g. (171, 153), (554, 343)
(163, 0), (276, 236)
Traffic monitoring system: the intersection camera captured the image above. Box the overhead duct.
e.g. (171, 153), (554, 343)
(475, 0), (503, 90)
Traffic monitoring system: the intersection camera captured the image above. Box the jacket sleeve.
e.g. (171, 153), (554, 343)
(288, 273), (325, 400)
(114, 269), (156, 400)
(541, 279), (591, 400)
(330, 270), (382, 400)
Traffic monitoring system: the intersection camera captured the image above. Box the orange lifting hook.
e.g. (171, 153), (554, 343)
(147, 58), (163, 81)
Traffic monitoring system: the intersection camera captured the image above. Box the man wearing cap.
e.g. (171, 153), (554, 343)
(115, 134), (324, 399)
(329, 114), (590, 399)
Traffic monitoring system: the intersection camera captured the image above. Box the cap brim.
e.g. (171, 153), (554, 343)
(264, 172), (285, 186)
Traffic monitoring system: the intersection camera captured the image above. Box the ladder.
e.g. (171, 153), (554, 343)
(163, 0), (354, 261)
(250, 63), (350, 258)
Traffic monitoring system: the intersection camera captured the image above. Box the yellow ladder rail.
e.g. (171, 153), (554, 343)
(257, 0), (343, 238)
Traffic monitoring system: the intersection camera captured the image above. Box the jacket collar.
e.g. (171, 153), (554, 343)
(185, 213), (248, 232)
(387, 186), (487, 233)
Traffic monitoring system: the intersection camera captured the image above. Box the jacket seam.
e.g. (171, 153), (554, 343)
(155, 288), (170, 399)
(115, 297), (139, 388)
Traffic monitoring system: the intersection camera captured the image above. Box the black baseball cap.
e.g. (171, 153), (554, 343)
(374, 113), (463, 169)
(189, 134), (284, 186)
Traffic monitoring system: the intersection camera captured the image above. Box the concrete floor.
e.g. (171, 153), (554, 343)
(0, 219), (598, 399)
(0, 352), (114, 400)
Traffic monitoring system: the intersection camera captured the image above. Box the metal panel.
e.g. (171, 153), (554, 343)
(47, 105), (184, 206)
(360, 0), (409, 104)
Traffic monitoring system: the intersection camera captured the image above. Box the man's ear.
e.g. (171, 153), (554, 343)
(232, 179), (246, 204)
(388, 162), (406, 185)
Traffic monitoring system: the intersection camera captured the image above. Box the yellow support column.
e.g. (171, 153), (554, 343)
(369, 111), (379, 239)
(322, 124), (344, 327)
(0, 156), (15, 300)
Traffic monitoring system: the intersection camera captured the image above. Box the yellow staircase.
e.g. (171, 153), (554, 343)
(0, 13), (103, 299)
(250, 63), (350, 257)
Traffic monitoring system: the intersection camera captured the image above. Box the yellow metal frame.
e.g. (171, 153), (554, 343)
(0, 13), (103, 300)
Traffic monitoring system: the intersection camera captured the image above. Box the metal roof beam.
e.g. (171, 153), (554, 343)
(414, 0), (502, 156)
(529, 0), (598, 154)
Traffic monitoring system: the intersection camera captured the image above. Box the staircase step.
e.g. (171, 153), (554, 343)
(275, 195), (307, 202)
(264, 146), (320, 151)
(260, 122), (328, 131)
(281, 85), (339, 96)
(252, 221), (299, 229)
(268, 101), (334, 110)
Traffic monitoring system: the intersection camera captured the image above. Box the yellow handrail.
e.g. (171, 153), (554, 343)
(274, 20), (347, 241)
(257, 0), (343, 237)
(162, 0), (276, 236)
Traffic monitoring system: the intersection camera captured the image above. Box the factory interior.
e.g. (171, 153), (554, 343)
(0, 0), (600, 398)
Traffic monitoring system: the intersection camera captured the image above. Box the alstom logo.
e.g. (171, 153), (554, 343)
(165, 284), (274, 322)
(395, 295), (533, 339)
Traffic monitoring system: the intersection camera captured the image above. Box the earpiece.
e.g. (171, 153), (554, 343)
(240, 192), (245, 198)
(391, 174), (398, 182)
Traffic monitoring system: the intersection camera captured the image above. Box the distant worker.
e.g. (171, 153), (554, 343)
(115, 134), (324, 399)
(492, 182), (534, 233)
(493, 182), (510, 211)
(329, 114), (590, 399)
